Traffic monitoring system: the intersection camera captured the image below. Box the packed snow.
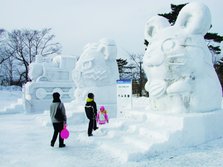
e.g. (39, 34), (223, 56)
(1, 87), (223, 167)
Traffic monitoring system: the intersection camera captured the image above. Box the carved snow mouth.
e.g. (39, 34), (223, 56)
(82, 69), (107, 80)
(144, 53), (187, 68)
(166, 53), (187, 66)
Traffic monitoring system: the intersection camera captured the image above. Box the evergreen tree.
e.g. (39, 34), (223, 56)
(116, 58), (128, 76)
(159, 3), (186, 25)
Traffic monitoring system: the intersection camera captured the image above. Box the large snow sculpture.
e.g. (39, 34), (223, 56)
(73, 39), (119, 117)
(23, 54), (76, 112)
(143, 2), (222, 113)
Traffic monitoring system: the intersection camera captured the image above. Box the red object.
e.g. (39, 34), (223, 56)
(61, 125), (70, 139)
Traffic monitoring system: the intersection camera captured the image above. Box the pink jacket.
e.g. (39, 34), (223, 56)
(96, 110), (109, 125)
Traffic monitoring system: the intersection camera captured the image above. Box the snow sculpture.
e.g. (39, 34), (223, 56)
(73, 38), (119, 117)
(143, 2), (222, 113)
(23, 54), (76, 112)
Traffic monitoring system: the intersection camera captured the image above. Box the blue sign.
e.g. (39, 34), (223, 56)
(116, 79), (132, 84)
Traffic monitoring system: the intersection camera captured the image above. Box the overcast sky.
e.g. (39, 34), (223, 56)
(1, 0), (223, 58)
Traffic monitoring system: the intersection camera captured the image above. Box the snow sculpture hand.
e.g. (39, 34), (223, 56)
(143, 2), (222, 113)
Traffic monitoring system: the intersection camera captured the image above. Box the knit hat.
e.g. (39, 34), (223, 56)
(100, 106), (105, 111)
(53, 92), (60, 102)
(88, 93), (94, 99)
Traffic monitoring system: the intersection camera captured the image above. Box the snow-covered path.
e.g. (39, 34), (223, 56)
(0, 113), (143, 167)
(0, 113), (114, 167)
(1, 112), (223, 167)
(1, 89), (223, 167)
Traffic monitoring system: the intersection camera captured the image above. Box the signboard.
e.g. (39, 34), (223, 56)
(117, 79), (132, 116)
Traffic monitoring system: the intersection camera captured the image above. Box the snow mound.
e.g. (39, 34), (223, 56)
(75, 110), (223, 162)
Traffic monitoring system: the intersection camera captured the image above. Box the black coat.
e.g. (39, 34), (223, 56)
(85, 101), (97, 119)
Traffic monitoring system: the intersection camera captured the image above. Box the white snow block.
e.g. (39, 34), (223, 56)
(99, 111), (223, 162)
(144, 111), (223, 158)
(23, 82), (74, 113)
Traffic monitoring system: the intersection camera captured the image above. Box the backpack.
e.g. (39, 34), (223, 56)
(85, 105), (95, 119)
(55, 103), (65, 122)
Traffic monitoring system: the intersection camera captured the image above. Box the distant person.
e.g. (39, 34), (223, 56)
(85, 93), (99, 136)
(50, 92), (67, 147)
(96, 106), (109, 125)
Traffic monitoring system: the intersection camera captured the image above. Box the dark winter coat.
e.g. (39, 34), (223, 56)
(85, 98), (97, 119)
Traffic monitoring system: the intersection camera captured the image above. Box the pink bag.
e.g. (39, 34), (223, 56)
(60, 125), (70, 139)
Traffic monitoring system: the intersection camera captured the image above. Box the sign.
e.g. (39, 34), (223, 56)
(117, 79), (132, 116)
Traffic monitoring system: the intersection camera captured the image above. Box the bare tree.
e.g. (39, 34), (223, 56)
(122, 51), (147, 96)
(2, 28), (62, 85)
(1, 57), (16, 85)
(0, 29), (11, 65)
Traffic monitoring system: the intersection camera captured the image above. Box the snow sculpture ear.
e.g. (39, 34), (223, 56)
(98, 45), (108, 60)
(175, 2), (211, 35)
(98, 39), (117, 60)
(144, 16), (170, 42)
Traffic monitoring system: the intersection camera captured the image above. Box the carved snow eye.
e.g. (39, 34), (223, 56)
(161, 38), (176, 52)
(82, 61), (92, 70)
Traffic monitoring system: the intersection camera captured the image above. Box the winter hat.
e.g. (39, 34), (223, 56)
(88, 93), (94, 99)
(53, 92), (60, 102)
(100, 106), (105, 111)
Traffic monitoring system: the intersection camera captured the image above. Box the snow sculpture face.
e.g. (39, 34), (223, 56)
(73, 39), (119, 101)
(143, 2), (222, 112)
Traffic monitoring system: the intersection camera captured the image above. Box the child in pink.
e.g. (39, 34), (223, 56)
(96, 106), (109, 125)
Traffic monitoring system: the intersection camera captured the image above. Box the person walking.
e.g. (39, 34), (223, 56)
(50, 92), (67, 147)
(85, 93), (99, 136)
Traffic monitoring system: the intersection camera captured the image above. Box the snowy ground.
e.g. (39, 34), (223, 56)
(1, 88), (223, 167)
